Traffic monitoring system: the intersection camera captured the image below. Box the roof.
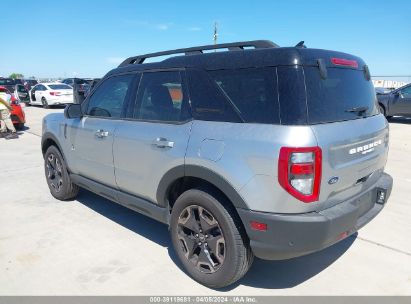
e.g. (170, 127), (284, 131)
(106, 40), (366, 78)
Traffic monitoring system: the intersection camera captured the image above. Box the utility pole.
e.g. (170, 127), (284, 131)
(213, 22), (218, 47)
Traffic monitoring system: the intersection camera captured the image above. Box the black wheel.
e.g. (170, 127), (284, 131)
(379, 104), (386, 117)
(42, 97), (49, 109)
(170, 189), (253, 288)
(44, 145), (79, 200)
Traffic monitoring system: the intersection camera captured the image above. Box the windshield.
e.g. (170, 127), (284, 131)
(304, 67), (378, 124)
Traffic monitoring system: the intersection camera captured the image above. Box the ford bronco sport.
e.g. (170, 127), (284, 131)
(41, 40), (393, 288)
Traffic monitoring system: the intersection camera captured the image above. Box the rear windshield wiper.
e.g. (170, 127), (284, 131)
(345, 106), (368, 115)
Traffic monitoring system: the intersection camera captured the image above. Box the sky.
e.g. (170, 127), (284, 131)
(1, 0), (410, 80)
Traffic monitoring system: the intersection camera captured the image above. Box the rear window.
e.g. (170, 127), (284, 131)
(304, 67), (378, 124)
(48, 84), (72, 90)
(209, 68), (280, 124)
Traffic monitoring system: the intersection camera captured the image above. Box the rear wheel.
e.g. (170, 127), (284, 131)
(44, 145), (79, 200)
(170, 189), (253, 288)
(42, 97), (49, 109)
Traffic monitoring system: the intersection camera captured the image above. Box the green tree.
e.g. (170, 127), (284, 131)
(9, 73), (24, 79)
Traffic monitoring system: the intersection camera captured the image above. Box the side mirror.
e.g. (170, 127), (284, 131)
(64, 104), (82, 119)
(394, 91), (402, 98)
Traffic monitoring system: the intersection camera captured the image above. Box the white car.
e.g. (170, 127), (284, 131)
(29, 83), (74, 108)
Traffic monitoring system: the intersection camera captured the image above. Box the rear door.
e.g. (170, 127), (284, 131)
(67, 73), (136, 188)
(113, 70), (192, 204)
(303, 66), (389, 209)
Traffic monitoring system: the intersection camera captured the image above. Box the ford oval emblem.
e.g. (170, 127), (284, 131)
(328, 177), (339, 185)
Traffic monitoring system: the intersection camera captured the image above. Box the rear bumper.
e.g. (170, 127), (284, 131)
(237, 172), (393, 260)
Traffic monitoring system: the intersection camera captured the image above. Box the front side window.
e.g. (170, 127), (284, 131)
(133, 71), (188, 122)
(86, 74), (134, 118)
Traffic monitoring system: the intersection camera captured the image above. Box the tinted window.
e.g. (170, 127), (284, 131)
(16, 85), (27, 92)
(133, 71), (188, 122)
(277, 66), (308, 125)
(400, 86), (411, 97)
(187, 69), (240, 123)
(304, 67), (378, 124)
(86, 74), (134, 118)
(48, 84), (72, 90)
(208, 68), (279, 124)
(0, 79), (15, 85)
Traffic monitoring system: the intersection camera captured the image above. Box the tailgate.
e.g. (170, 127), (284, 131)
(311, 115), (389, 210)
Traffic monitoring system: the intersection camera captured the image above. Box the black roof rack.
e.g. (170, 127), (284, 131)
(118, 40), (279, 67)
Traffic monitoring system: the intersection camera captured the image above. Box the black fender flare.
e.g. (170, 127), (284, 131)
(156, 164), (249, 209)
(41, 132), (66, 160)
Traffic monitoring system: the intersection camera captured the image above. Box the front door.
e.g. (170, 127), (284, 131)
(68, 73), (136, 188)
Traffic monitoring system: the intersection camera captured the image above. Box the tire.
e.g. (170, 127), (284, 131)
(44, 145), (79, 200)
(42, 97), (50, 109)
(379, 104), (386, 116)
(170, 189), (253, 288)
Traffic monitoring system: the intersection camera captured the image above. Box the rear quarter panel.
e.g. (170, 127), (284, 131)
(185, 120), (320, 213)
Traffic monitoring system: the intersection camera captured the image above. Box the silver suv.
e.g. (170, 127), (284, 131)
(41, 40), (393, 288)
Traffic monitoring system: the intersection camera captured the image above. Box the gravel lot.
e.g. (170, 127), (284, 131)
(0, 105), (410, 295)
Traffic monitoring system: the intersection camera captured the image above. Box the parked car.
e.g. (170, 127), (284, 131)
(83, 78), (101, 98)
(42, 40), (393, 288)
(23, 79), (38, 91)
(0, 78), (26, 98)
(28, 83), (74, 108)
(15, 84), (30, 102)
(377, 83), (411, 118)
(0, 86), (25, 129)
(61, 78), (94, 103)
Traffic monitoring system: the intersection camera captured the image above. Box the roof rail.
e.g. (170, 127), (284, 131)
(118, 40), (279, 67)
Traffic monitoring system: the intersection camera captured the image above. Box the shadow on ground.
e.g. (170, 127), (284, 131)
(76, 189), (356, 290)
(387, 116), (411, 125)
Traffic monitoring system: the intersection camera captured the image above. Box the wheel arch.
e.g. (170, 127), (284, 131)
(41, 133), (66, 161)
(156, 165), (249, 211)
(378, 102), (386, 116)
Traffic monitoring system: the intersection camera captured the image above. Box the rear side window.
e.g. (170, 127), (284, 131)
(209, 68), (280, 124)
(304, 67), (378, 124)
(133, 71), (190, 122)
(277, 66), (308, 125)
(187, 69), (240, 123)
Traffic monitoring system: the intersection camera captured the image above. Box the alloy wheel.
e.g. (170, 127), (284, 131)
(46, 153), (63, 192)
(177, 205), (226, 274)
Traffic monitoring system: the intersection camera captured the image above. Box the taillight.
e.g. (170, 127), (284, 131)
(49, 91), (60, 96)
(331, 57), (358, 68)
(278, 147), (322, 203)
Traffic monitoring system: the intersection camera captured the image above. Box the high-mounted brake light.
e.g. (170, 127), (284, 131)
(278, 147), (322, 203)
(331, 57), (358, 68)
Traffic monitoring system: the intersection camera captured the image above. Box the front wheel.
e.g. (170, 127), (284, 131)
(170, 189), (253, 288)
(44, 145), (79, 200)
